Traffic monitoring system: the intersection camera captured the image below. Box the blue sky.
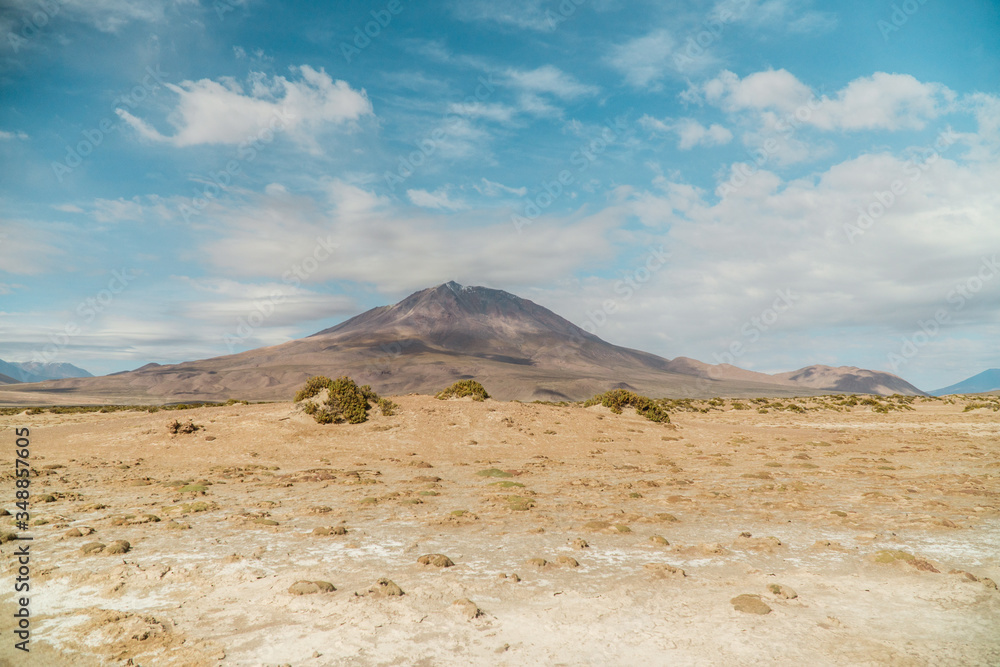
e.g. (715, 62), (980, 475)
(1, 0), (998, 392)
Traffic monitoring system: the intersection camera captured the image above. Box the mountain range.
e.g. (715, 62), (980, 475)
(930, 369), (1000, 396)
(0, 359), (93, 384)
(0, 282), (925, 404)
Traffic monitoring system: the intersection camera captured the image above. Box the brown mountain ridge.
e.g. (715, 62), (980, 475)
(0, 282), (923, 405)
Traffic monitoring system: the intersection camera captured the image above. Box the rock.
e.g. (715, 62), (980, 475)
(453, 598), (483, 619)
(768, 584), (797, 599)
(649, 535), (670, 546)
(644, 563), (686, 579)
(731, 594), (771, 615)
(524, 558), (548, 568)
(571, 538), (589, 549)
(365, 578), (404, 597)
(555, 556), (579, 568)
(872, 550), (939, 572)
(654, 513), (679, 523)
(418, 554), (455, 568)
(289, 580), (336, 595)
(313, 526), (348, 536)
(64, 528), (83, 538)
(105, 540), (131, 555)
(81, 542), (106, 554)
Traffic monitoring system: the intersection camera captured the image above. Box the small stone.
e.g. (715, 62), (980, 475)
(644, 563), (686, 579)
(524, 558), (548, 568)
(81, 542), (106, 555)
(649, 535), (670, 546)
(571, 538), (589, 549)
(64, 528), (83, 538)
(313, 526), (348, 536)
(768, 584), (797, 599)
(731, 594), (771, 614)
(417, 554), (455, 568)
(105, 540), (131, 555)
(555, 556), (579, 568)
(453, 598), (483, 619)
(366, 578), (404, 597)
(288, 580), (335, 595)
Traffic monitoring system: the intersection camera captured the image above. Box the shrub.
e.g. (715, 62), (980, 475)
(436, 380), (490, 401)
(294, 376), (395, 424)
(583, 389), (671, 424)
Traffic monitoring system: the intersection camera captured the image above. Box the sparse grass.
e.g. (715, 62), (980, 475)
(477, 468), (513, 478)
(436, 380), (490, 401)
(584, 389), (670, 423)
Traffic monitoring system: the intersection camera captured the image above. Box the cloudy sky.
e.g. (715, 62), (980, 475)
(1, 0), (998, 391)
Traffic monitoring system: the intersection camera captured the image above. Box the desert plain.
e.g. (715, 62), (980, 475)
(1, 394), (998, 666)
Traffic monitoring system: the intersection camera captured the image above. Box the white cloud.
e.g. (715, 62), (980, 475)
(52, 204), (85, 213)
(640, 116), (732, 149)
(698, 69), (953, 131)
(175, 277), (357, 328)
(447, 102), (517, 124)
(117, 65), (372, 151)
(504, 66), (598, 99)
(713, 0), (837, 33)
(0, 130), (28, 140)
(93, 197), (145, 223)
(452, 0), (560, 32)
(198, 180), (617, 293)
(407, 188), (468, 211)
(475, 178), (527, 197)
(607, 30), (676, 88)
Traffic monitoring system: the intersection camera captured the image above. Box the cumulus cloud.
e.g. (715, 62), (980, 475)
(198, 180), (617, 293)
(407, 188), (468, 211)
(504, 65), (598, 100)
(696, 69), (953, 131)
(117, 65), (372, 151)
(640, 116), (733, 149)
(606, 30), (676, 88)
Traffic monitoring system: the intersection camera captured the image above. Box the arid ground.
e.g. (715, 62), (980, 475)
(1, 395), (998, 666)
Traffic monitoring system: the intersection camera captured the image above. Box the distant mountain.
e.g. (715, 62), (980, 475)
(930, 369), (1000, 396)
(0, 282), (923, 403)
(0, 359), (93, 383)
(0, 372), (20, 385)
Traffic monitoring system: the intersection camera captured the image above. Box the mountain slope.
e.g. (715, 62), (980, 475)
(0, 283), (923, 404)
(931, 369), (1000, 396)
(0, 359), (93, 383)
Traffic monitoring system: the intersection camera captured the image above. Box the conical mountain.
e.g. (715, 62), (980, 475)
(0, 282), (923, 404)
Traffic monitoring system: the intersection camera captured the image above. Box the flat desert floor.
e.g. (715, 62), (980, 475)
(1, 396), (999, 666)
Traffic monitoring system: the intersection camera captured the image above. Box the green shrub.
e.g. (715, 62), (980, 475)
(294, 376), (332, 402)
(294, 376), (394, 424)
(583, 389), (670, 424)
(436, 380), (490, 401)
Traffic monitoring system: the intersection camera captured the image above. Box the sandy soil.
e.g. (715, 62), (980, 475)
(1, 396), (998, 666)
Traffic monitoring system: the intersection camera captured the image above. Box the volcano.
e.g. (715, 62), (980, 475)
(0, 282), (923, 404)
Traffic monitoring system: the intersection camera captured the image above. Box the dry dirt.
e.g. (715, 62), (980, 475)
(1, 396), (998, 666)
